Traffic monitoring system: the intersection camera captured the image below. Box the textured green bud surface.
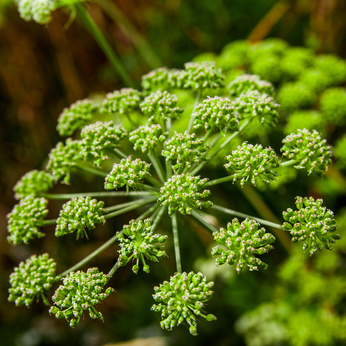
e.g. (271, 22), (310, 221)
(225, 143), (279, 186)
(55, 197), (105, 239)
(7, 196), (48, 245)
(16, 0), (56, 24)
(320, 88), (346, 125)
(129, 124), (167, 153)
(118, 219), (167, 274)
(13, 170), (54, 200)
(141, 67), (184, 91)
(81, 121), (127, 166)
(282, 196), (340, 255)
(314, 55), (346, 86)
(192, 96), (239, 133)
(281, 129), (332, 175)
(162, 131), (208, 172)
(228, 74), (274, 97)
(46, 138), (83, 184)
(50, 268), (114, 327)
(104, 157), (151, 191)
(8, 253), (57, 307)
(158, 174), (212, 215)
(152, 271), (215, 336)
(212, 218), (275, 273)
(57, 99), (97, 137)
(101, 88), (142, 115)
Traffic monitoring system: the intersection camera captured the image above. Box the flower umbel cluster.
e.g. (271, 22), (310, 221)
(49, 268), (114, 327)
(118, 219), (167, 274)
(8, 253), (57, 307)
(55, 197), (105, 239)
(129, 124), (167, 153)
(158, 174), (212, 215)
(16, 0), (56, 24)
(7, 196), (49, 245)
(228, 74), (274, 97)
(152, 271), (216, 336)
(212, 218), (276, 273)
(282, 196), (340, 255)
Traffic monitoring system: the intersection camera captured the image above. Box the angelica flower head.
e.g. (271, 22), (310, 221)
(228, 74), (274, 97)
(50, 268), (115, 327)
(212, 218), (276, 273)
(55, 197), (105, 239)
(16, 0), (56, 24)
(8, 253), (57, 307)
(118, 219), (167, 274)
(282, 196), (340, 255)
(152, 271), (216, 336)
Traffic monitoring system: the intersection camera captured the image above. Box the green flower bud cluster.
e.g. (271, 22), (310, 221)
(228, 74), (274, 97)
(81, 121), (127, 166)
(46, 138), (83, 184)
(118, 219), (167, 274)
(224, 143), (279, 186)
(334, 134), (346, 169)
(104, 156), (151, 191)
(161, 131), (208, 172)
(251, 55), (282, 83)
(217, 40), (249, 71)
(57, 99), (97, 137)
(282, 196), (340, 255)
(158, 174), (212, 215)
(320, 88), (346, 126)
(299, 68), (330, 93)
(13, 169), (54, 200)
(281, 129), (332, 175)
(129, 124), (167, 153)
(141, 67), (182, 91)
(212, 218), (276, 273)
(8, 253), (57, 307)
(283, 111), (324, 136)
(231, 90), (279, 126)
(55, 197), (105, 239)
(101, 88), (142, 115)
(140, 90), (184, 123)
(314, 55), (346, 86)
(7, 196), (49, 245)
(152, 271), (216, 336)
(16, 0), (56, 24)
(192, 96), (239, 133)
(50, 268), (115, 327)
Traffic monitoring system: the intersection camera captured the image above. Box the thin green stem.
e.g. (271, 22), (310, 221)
(191, 210), (219, 233)
(146, 176), (162, 188)
(75, 2), (134, 87)
(280, 159), (296, 167)
(107, 147), (128, 160)
(136, 182), (160, 193)
(148, 150), (166, 183)
(211, 204), (283, 230)
(76, 164), (107, 177)
(104, 198), (155, 212)
(187, 91), (200, 133)
(107, 259), (121, 278)
(206, 174), (235, 187)
(43, 191), (155, 200)
(151, 206), (166, 231)
(42, 219), (57, 226)
(171, 213), (182, 273)
(136, 202), (160, 221)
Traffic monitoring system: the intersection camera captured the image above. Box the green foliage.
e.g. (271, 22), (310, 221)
(118, 219), (167, 274)
(8, 254), (57, 307)
(212, 218), (275, 273)
(49, 268), (114, 327)
(7, 196), (48, 245)
(282, 196), (340, 255)
(152, 271), (216, 336)
(55, 197), (105, 239)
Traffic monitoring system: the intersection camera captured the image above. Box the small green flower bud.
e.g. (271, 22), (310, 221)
(212, 218), (275, 273)
(225, 142), (279, 186)
(320, 88), (346, 126)
(140, 90), (183, 123)
(7, 196), (49, 245)
(50, 268), (115, 327)
(280, 47), (313, 79)
(46, 138), (83, 184)
(13, 170), (54, 200)
(282, 196), (340, 255)
(57, 99), (97, 137)
(118, 219), (167, 274)
(192, 96), (239, 133)
(281, 129), (332, 175)
(314, 55), (346, 86)
(161, 131), (208, 172)
(141, 67), (177, 91)
(55, 197), (105, 239)
(101, 88), (142, 115)
(104, 156), (151, 191)
(228, 74), (274, 97)
(158, 174), (212, 215)
(251, 55), (282, 83)
(81, 121), (127, 166)
(152, 271), (215, 335)
(16, 0), (56, 24)
(129, 124), (168, 153)
(8, 253), (57, 307)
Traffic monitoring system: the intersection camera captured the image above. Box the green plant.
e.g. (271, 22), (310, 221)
(7, 59), (341, 338)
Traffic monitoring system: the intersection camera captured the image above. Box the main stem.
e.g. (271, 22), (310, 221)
(171, 213), (182, 273)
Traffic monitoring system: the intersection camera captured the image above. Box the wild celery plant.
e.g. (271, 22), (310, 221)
(7, 61), (341, 336)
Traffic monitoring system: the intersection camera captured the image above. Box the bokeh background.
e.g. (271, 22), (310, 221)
(1, 0), (345, 345)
